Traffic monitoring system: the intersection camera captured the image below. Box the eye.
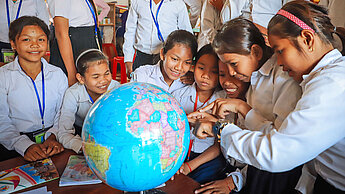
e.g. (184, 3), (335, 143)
(276, 49), (283, 54)
(229, 62), (237, 67)
(185, 61), (192, 65)
(219, 73), (225, 77)
(38, 38), (46, 42)
(171, 57), (178, 61)
(22, 38), (30, 41)
(92, 75), (99, 79)
(105, 71), (110, 75)
(198, 66), (204, 70)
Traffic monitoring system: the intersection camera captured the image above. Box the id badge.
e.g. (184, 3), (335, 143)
(34, 132), (46, 144)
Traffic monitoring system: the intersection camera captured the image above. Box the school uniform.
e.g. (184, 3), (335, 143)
(0, 57), (68, 161)
(221, 54), (303, 193)
(197, 0), (223, 50)
(183, 0), (202, 27)
(0, 0), (49, 62)
(130, 62), (187, 93)
(220, 0), (293, 28)
(172, 84), (227, 184)
(222, 50), (345, 193)
(48, 0), (102, 75)
(123, 0), (192, 70)
(56, 80), (120, 153)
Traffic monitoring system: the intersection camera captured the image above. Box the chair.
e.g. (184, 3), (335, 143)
(102, 43), (127, 83)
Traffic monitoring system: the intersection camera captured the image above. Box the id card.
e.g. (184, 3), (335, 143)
(33, 131), (46, 144)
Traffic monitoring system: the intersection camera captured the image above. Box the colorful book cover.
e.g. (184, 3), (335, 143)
(59, 155), (102, 187)
(0, 158), (59, 193)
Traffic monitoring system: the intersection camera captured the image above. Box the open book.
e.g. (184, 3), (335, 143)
(59, 155), (102, 187)
(0, 158), (59, 193)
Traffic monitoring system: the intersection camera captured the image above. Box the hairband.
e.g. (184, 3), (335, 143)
(75, 48), (102, 66)
(277, 9), (315, 33)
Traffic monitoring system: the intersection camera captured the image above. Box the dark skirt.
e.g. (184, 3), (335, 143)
(49, 25), (102, 75)
(314, 175), (345, 194)
(240, 165), (303, 194)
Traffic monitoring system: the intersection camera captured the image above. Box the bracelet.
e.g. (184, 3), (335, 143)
(186, 162), (192, 172)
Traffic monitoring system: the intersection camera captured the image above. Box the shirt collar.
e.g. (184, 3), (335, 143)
(250, 54), (276, 85)
(80, 83), (92, 103)
(7, 57), (53, 76)
(150, 61), (182, 85)
(301, 49), (343, 86)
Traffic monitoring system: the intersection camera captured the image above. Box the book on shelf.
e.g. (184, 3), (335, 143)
(0, 158), (59, 193)
(59, 155), (102, 187)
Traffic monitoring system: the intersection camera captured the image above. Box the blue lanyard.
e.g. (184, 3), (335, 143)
(20, 64), (45, 129)
(85, 0), (100, 49)
(88, 93), (94, 104)
(150, 0), (165, 42)
(6, 0), (23, 27)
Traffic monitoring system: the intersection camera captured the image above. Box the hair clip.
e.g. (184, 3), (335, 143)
(277, 9), (315, 33)
(75, 48), (102, 66)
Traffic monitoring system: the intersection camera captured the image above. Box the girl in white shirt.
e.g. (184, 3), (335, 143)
(131, 30), (197, 93)
(172, 44), (226, 184)
(199, 1), (345, 193)
(0, 16), (68, 162)
(56, 49), (120, 153)
(191, 18), (302, 194)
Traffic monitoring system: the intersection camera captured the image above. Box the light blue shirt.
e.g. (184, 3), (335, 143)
(221, 49), (345, 191)
(0, 57), (68, 156)
(130, 62), (186, 93)
(57, 80), (120, 153)
(123, 0), (193, 62)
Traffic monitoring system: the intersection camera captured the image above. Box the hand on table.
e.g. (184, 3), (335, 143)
(195, 176), (235, 194)
(24, 144), (48, 162)
(42, 134), (64, 157)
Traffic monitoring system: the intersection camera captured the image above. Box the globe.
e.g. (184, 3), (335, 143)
(81, 82), (190, 192)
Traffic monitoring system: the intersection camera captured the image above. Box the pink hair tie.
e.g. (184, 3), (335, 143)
(277, 9), (315, 33)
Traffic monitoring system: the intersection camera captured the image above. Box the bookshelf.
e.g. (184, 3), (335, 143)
(99, 2), (116, 44)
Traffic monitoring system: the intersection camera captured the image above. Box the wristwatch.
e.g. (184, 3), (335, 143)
(213, 119), (231, 142)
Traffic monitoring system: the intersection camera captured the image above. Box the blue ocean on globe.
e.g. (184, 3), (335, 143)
(82, 82), (190, 192)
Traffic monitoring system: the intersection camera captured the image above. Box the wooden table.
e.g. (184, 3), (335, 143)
(0, 149), (200, 194)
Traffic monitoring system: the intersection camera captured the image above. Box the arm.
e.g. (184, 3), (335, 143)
(221, 75), (345, 172)
(186, 142), (221, 173)
(177, 1), (193, 33)
(53, 16), (77, 86)
(198, 1), (220, 49)
(94, 0), (110, 22)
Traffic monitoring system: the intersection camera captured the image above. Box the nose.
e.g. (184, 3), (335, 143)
(30, 40), (39, 48)
(174, 61), (183, 71)
(201, 71), (210, 79)
(227, 65), (237, 76)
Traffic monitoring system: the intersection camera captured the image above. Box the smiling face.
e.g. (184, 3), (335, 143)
(218, 52), (259, 83)
(160, 43), (193, 85)
(218, 60), (249, 98)
(10, 25), (48, 65)
(194, 54), (219, 92)
(269, 34), (314, 82)
(77, 61), (112, 100)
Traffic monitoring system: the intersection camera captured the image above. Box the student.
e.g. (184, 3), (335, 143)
(190, 18), (302, 194)
(198, 1), (345, 193)
(0, 0), (49, 63)
(130, 30), (197, 93)
(48, 0), (102, 86)
(0, 16), (68, 162)
(172, 44), (225, 184)
(123, 0), (193, 77)
(56, 49), (120, 153)
(175, 58), (250, 184)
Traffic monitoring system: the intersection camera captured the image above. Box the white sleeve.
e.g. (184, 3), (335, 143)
(0, 70), (34, 156)
(295, 160), (317, 194)
(221, 74), (345, 172)
(56, 87), (82, 153)
(123, 0), (138, 63)
(229, 165), (247, 192)
(177, 1), (193, 33)
(48, 0), (71, 19)
(35, 0), (50, 25)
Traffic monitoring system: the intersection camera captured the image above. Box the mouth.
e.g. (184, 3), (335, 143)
(170, 70), (181, 78)
(200, 81), (209, 86)
(97, 84), (108, 89)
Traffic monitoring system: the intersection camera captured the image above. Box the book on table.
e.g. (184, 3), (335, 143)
(59, 155), (102, 187)
(0, 158), (59, 193)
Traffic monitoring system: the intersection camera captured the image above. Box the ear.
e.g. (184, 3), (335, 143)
(160, 48), (165, 61)
(300, 29), (315, 52)
(76, 73), (84, 84)
(10, 40), (16, 51)
(250, 44), (263, 61)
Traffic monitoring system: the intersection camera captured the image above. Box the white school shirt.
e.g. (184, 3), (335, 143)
(220, 0), (292, 28)
(0, 0), (50, 43)
(130, 62), (187, 93)
(221, 49), (345, 191)
(0, 57), (68, 156)
(57, 80), (120, 153)
(48, 0), (95, 27)
(197, 0), (222, 50)
(172, 83), (226, 153)
(123, 0), (193, 63)
(224, 54), (302, 191)
(183, 0), (202, 27)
